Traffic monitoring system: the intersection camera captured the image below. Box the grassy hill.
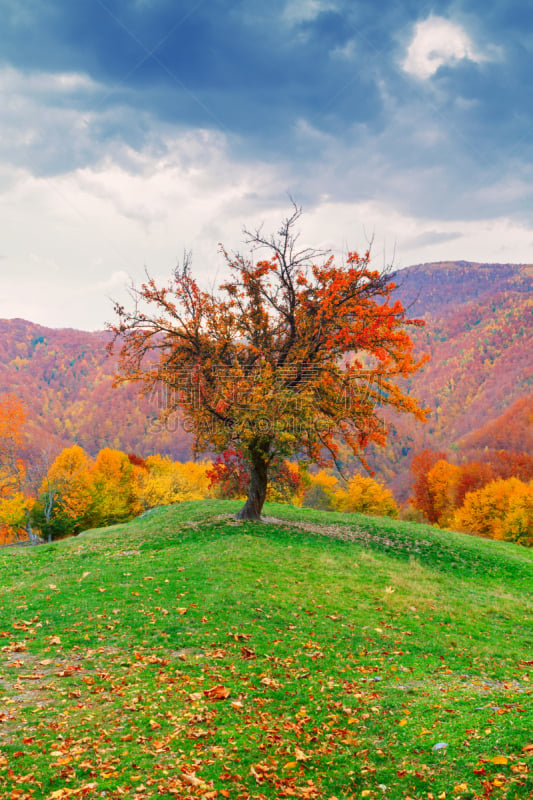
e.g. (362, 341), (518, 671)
(0, 502), (531, 799)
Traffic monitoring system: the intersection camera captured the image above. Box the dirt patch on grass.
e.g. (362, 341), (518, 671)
(262, 516), (430, 554)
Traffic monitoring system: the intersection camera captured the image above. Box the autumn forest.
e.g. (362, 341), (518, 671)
(1, 259), (532, 546)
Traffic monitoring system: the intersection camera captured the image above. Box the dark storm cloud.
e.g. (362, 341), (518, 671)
(2, 0), (533, 222)
(0, 1), (425, 135)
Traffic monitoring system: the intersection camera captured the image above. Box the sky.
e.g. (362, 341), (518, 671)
(1, 0), (533, 329)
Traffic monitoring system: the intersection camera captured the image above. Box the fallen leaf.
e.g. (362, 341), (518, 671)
(491, 755), (508, 765)
(180, 772), (204, 788)
(2, 642), (27, 653)
(260, 676), (280, 689)
(203, 684), (231, 701)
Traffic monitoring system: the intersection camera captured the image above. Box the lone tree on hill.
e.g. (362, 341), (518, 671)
(109, 206), (427, 520)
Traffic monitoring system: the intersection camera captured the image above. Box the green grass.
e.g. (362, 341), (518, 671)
(0, 500), (531, 800)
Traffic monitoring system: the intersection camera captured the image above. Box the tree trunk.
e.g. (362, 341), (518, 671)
(236, 445), (269, 521)
(25, 512), (38, 545)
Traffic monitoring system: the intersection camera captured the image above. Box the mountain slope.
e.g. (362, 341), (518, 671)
(0, 261), (531, 497)
(0, 318), (191, 465)
(365, 262), (533, 497)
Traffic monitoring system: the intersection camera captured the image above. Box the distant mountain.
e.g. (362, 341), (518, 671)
(0, 260), (531, 499)
(0, 318), (191, 467)
(372, 261), (533, 499)
(457, 393), (533, 458)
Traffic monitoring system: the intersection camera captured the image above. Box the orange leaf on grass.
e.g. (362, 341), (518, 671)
(491, 755), (508, 765)
(203, 684), (231, 700)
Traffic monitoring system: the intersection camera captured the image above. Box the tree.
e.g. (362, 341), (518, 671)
(453, 477), (533, 546)
(425, 459), (461, 528)
(0, 394), (26, 500)
(301, 469), (339, 511)
(36, 445), (94, 539)
(136, 454), (211, 510)
(333, 474), (399, 518)
(110, 206), (427, 520)
(89, 447), (140, 527)
(409, 449), (448, 524)
(207, 449), (303, 504)
(0, 394), (37, 543)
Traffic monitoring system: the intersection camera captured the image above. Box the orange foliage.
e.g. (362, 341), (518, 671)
(0, 394), (31, 543)
(0, 393), (26, 497)
(425, 460), (461, 528)
(455, 461), (496, 508)
(410, 445), (533, 545)
(0, 262), (530, 508)
(453, 478), (533, 546)
(110, 207), (427, 519)
(409, 449), (448, 524)
(458, 393), (533, 457)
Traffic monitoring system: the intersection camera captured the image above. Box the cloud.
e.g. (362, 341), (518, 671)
(95, 271), (130, 292)
(403, 231), (462, 249)
(2, 1), (533, 330)
(402, 16), (494, 80)
(283, 0), (335, 24)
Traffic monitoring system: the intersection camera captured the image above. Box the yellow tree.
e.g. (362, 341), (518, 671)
(39, 445), (94, 538)
(110, 207), (427, 520)
(136, 455), (211, 510)
(301, 469), (339, 510)
(426, 459), (461, 528)
(334, 474), (398, 518)
(504, 480), (533, 546)
(453, 477), (533, 545)
(90, 448), (140, 527)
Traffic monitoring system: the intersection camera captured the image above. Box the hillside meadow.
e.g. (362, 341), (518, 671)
(0, 501), (531, 800)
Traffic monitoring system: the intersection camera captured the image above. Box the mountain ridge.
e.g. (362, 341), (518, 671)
(1, 260), (531, 499)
